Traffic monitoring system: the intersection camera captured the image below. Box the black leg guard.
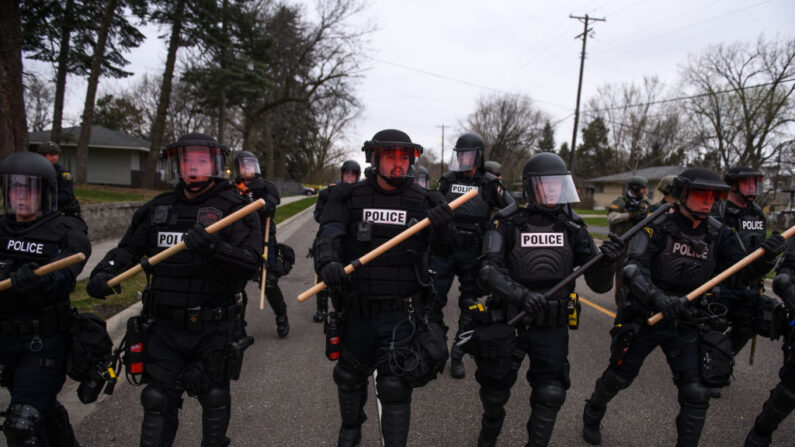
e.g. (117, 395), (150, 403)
(199, 387), (231, 447)
(334, 362), (369, 447)
(675, 382), (710, 447)
(377, 375), (412, 447)
(582, 369), (631, 445)
(140, 385), (179, 447)
(314, 290), (329, 323)
(450, 343), (466, 379)
(266, 283), (289, 338)
(745, 382), (795, 447)
(526, 382), (565, 447)
(3, 403), (43, 447)
(477, 387), (511, 447)
(44, 402), (80, 447)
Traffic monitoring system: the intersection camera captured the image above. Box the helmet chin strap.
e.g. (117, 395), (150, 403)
(378, 173), (405, 187)
(180, 178), (213, 193)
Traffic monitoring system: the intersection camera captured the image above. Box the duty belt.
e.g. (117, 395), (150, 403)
(0, 302), (72, 336)
(151, 303), (240, 331)
(348, 296), (414, 318)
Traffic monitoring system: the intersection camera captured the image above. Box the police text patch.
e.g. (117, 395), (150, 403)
(6, 239), (45, 254)
(362, 208), (407, 225)
(157, 232), (185, 248)
(741, 221), (764, 231)
(521, 232), (564, 247)
(451, 184), (479, 194)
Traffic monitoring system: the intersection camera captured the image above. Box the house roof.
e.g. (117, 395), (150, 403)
(29, 125), (150, 152)
(587, 165), (686, 183)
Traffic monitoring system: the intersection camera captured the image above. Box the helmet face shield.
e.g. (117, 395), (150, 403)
(164, 145), (225, 184)
(416, 171), (430, 189)
(736, 176), (762, 198)
(682, 187), (726, 218)
(235, 156), (261, 180)
(341, 168), (360, 184)
(448, 148), (480, 173)
(373, 146), (416, 181)
(527, 174), (580, 205)
(2, 174), (50, 217)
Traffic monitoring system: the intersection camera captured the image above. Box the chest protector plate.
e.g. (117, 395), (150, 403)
(443, 175), (492, 234)
(728, 204), (766, 253)
(145, 191), (240, 308)
(651, 222), (717, 294)
(342, 184), (430, 300)
(507, 215), (574, 293)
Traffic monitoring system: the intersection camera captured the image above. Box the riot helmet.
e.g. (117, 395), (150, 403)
(448, 133), (484, 174)
(522, 152), (580, 206)
(362, 129), (422, 185)
(0, 152), (58, 219)
(414, 165), (430, 189)
(724, 165), (763, 201)
(657, 175), (677, 196)
(233, 150), (261, 180)
(484, 160), (502, 178)
(627, 176), (649, 197)
(671, 167), (729, 220)
(341, 160), (361, 184)
(163, 133), (229, 192)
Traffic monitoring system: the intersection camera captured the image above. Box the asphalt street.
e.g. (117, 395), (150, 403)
(48, 207), (795, 445)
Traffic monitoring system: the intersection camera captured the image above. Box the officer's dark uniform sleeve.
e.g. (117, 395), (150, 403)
(38, 217), (92, 299)
(314, 187), (331, 223)
(212, 202), (262, 279)
(574, 227), (614, 293)
(427, 190), (460, 256)
(622, 223), (667, 307)
(484, 176), (511, 210)
(478, 212), (530, 307)
(91, 202), (154, 276)
(313, 184), (350, 273)
(57, 167), (75, 206)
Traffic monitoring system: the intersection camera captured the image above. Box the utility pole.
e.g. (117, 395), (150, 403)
(436, 124), (446, 178)
(568, 13), (605, 172)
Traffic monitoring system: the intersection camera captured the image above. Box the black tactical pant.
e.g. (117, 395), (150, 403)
(715, 285), (760, 354)
(586, 323), (710, 447)
(140, 316), (240, 447)
(431, 242), (482, 343)
(745, 336), (795, 445)
(333, 307), (415, 447)
(0, 331), (75, 446)
(474, 324), (570, 446)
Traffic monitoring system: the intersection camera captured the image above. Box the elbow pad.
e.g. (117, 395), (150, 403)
(479, 263), (527, 307)
(314, 238), (341, 272)
(213, 241), (259, 277)
(622, 263), (663, 308)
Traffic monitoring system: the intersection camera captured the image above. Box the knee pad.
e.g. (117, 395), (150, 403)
(199, 387), (230, 409)
(333, 362), (368, 392)
(3, 403), (42, 445)
(479, 387), (511, 409)
(141, 385), (170, 413)
(603, 367), (632, 392)
(530, 382), (566, 410)
(678, 382), (711, 409)
(376, 375), (412, 405)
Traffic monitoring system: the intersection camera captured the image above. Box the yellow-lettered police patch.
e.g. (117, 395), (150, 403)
(62, 171), (73, 181)
(643, 227), (653, 238)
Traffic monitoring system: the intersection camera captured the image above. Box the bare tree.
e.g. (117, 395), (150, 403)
(24, 73), (53, 132)
(681, 36), (795, 171)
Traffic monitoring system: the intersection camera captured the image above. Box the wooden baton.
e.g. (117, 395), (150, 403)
(106, 199), (265, 288)
(259, 217), (272, 310)
(648, 225), (795, 326)
(297, 189), (479, 302)
(0, 252), (87, 292)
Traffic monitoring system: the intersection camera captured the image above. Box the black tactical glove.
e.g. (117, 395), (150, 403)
(600, 232), (625, 263)
(319, 261), (347, 288)
(184, 223), (218, 257)
(773, 273), (795, 312)
(629, 208), (648, 221)
(427, 203), (454, 230)
(761, 232), (786, 263)
(521, 290), (547, 314)
(655, 294), (687, 321)
(10, 264), (42, 294)
(86, 272), (120, 299)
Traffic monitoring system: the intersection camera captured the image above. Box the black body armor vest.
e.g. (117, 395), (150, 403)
(441, 172), (493, 235)
(341, 183), (431, 300)
(651, 216), (718, 295)
(718, 200), (766, 254)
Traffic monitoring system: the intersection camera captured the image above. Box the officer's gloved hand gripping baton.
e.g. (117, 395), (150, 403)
(105, 199), (266, 288)
(504, 203), (673, 327)
(648, 224), (795, 326)
(297, 189), (479, 302)
(0, 252), (87, 292)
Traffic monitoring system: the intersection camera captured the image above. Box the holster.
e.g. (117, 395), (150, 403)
(609, 322), (638, 367)
(205, 336), (255, 382)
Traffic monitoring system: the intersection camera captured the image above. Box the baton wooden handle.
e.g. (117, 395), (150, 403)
(107, 199), (265, 288)
(259, 217), (272, 310)
(0, 252), (87, 292)
(648, 225), (795, 325)
(298, 189), (479, 302)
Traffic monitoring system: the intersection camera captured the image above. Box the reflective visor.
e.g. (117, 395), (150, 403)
(164, 146), (225, 183)
(416, 172), (430, 189)
(236, 156), (261, 178)
(529, 175), (580, 205)
(448, 149), (479, 172)
(737, 176), (762, 197)
(687, 188), (725, 208)
(3, 174), (43, 216)
(374, 147), (416, 179)
(341, 169), (359, 184)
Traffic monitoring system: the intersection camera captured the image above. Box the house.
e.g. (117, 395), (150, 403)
(587, 166), (686, 209)
(28, 125), (152, 187)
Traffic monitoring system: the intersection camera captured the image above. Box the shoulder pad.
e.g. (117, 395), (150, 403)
(496, 202), (519, 218)
(707, 216), (723, 236)
(567, 209), (586, 227)
(484, 172), (498, 182)
(151, 191), (177, 205)
(750, 201), (764, 215)
(609, 197), (625, 210)
(332, 181), (356, 200)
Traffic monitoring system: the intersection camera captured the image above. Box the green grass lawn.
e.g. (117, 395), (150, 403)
(75, 185), (164, 204)
(72, 195), (318, 319)
(582, 216), (608, 227)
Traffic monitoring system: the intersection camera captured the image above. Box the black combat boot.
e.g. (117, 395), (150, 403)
(314, 292), (328, 323)
(276, 314), (289, 338)
(582, 400), (606, 445)
(380, 403), (411, 447)
(743, 383), (795, 447)
(450, 343), (465, 379)
(477, 388), (510, 447)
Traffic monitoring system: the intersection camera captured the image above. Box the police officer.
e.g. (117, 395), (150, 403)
(232, 150), (289, 337)
(314, 129), (458, 447)
(648, 174), (677, 213)
(414, 165), (431, 190)
(433, 132), (512, 379)
(745, 238), (795, 447)
(711, 166), (772, 355)
(312, 160), (361, 322)
(608, 176), (651, 304)
(475, 152), (622, 447)
(484, 160), (503, 180)
(581, 167), (785, 446)
(37, 141), (81, 218)
(0, 152), (91, 446)
(86, 133), (261, 447)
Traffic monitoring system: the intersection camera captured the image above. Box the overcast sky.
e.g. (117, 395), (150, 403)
(29, 0), (795, 170)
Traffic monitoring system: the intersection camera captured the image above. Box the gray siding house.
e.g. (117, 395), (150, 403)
(587, 166), (686, 208)
(28, 125), (151, 186)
